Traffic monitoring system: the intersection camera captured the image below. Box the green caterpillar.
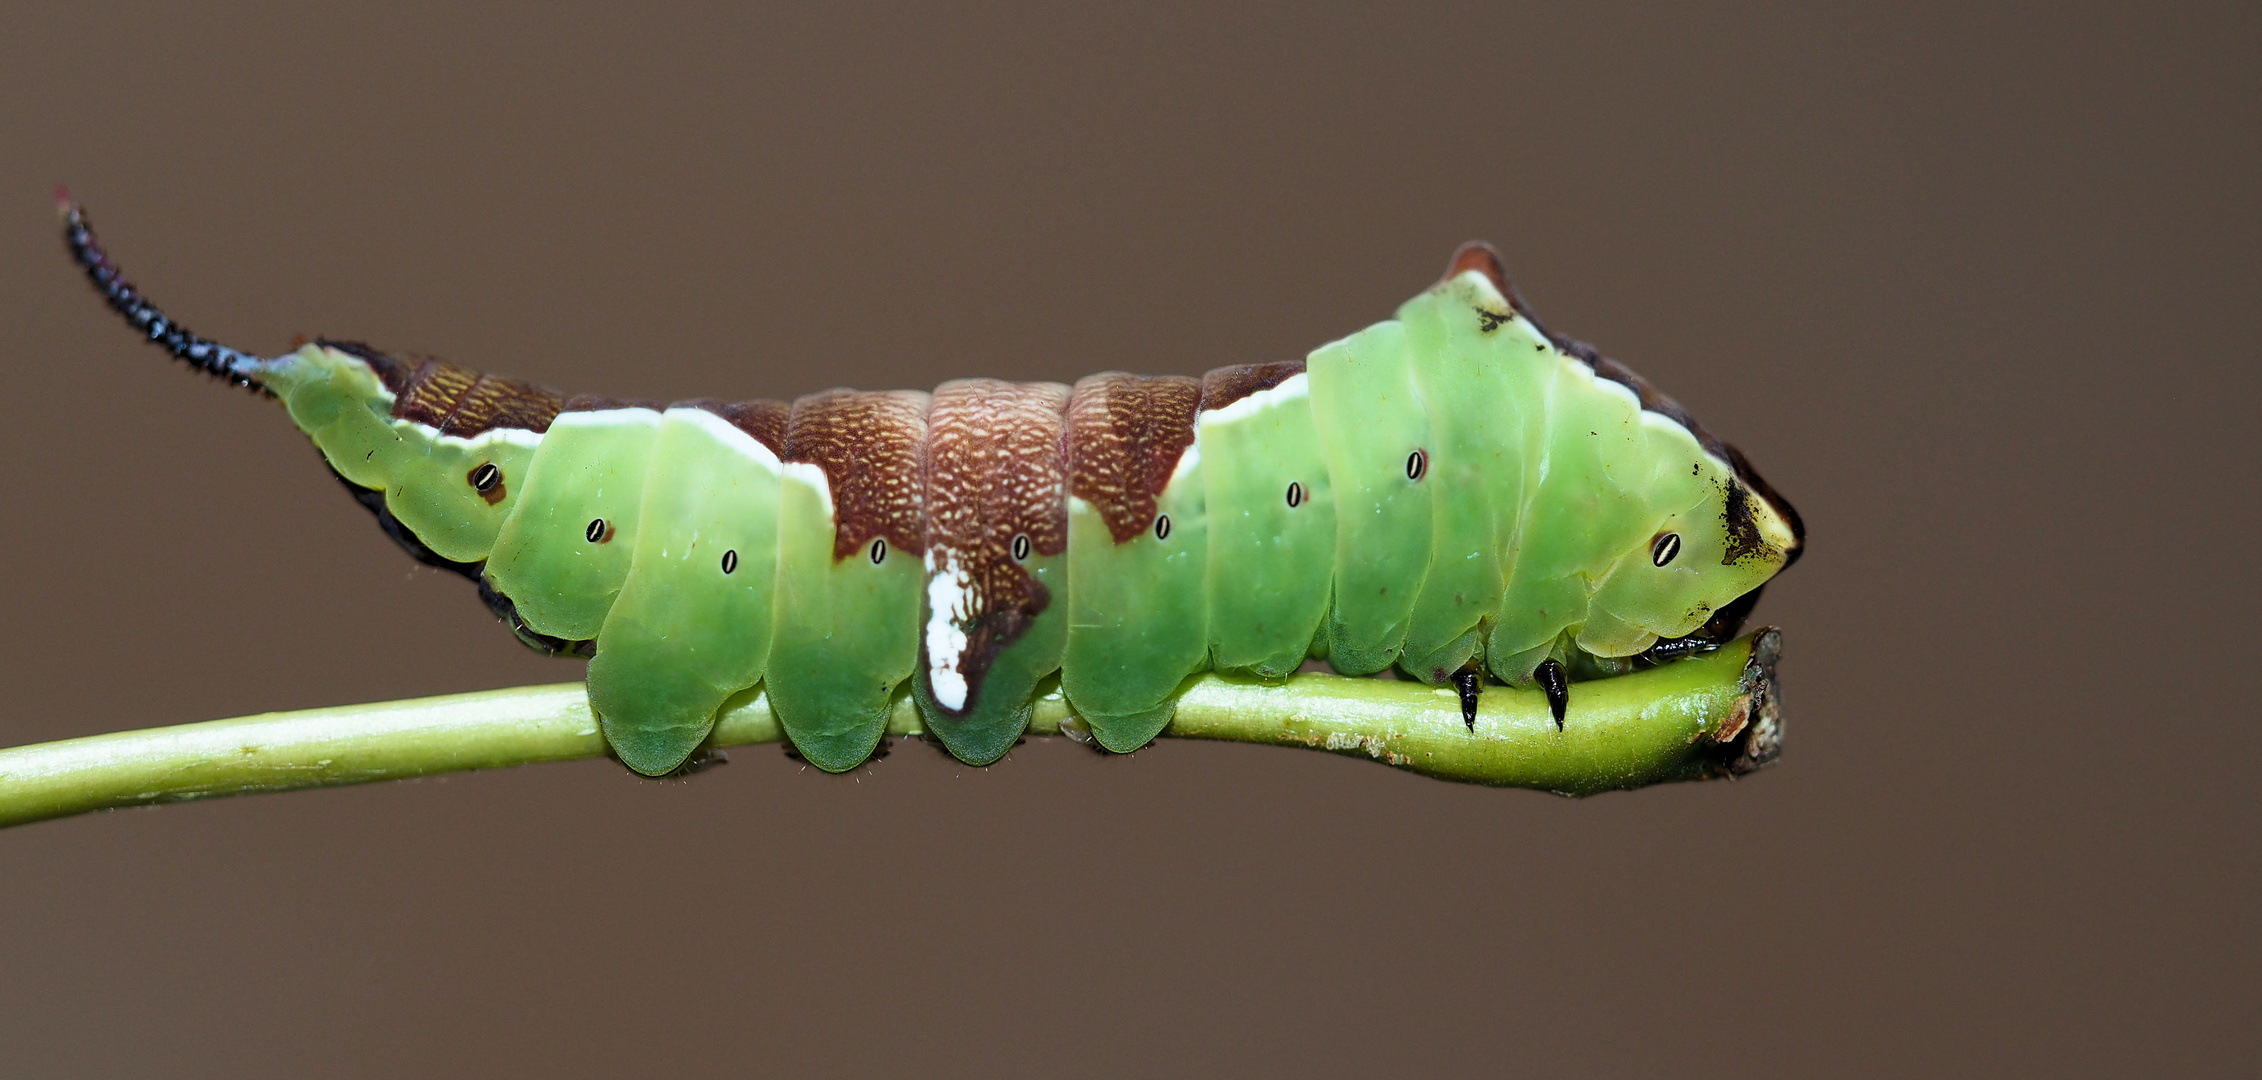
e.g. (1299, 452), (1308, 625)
(63, 201), (1803, 778)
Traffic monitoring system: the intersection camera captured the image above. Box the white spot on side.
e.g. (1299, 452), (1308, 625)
(923, 548), (979, 712)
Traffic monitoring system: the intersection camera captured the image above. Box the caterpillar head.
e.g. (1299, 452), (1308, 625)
(1582, 455), (1803, 655)
(1437, 239), (1805, 658)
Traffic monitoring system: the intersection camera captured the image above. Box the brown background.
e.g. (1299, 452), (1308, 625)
(0, 2), (2251, 1075)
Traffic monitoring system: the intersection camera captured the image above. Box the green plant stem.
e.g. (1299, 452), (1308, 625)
(0, 630), (1782, 829)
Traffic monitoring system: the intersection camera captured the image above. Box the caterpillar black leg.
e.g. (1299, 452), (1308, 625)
(1535, 659), (1568, 731)
(1452, 665), (1483, 731)
(1640, 635), (1721, 665)
(1639, 586), (1765, 668)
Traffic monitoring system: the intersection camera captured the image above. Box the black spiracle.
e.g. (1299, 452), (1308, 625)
(1153, 514), (1172, 541)
(869, 538), (888, 565)
(468, 462), (501, 492)
(721, 549), (739, 575)
(1651, 532), (1682, 567)
(1011, 534), (1032, 561)
(586, 518), (608, 544)
(1285, 481), (1305, 508)
(1406, 450), (1427, 481)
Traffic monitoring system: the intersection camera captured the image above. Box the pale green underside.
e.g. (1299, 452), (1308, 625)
(256, 271), (1789, 776)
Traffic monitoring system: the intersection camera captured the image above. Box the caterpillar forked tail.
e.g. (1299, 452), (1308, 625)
(58, 193), (268, 389)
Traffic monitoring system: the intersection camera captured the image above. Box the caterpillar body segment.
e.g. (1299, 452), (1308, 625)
(63, 203), (1804, 778)
(914, 379), (1071, 766)
(770, 390), (929, 772)
(1060, 373), (1211, 752)
(1397, 275), (1533, 682)
(1196, 363), (1333, 680)
(587, 405), (787, 774)
(487, 407), (662, 641)
(1306, 319), (1433, 677)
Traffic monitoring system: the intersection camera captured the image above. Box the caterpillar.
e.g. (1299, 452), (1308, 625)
(62, 200), (1803, 778)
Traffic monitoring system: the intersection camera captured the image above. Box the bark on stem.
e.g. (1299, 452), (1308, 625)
(0, 630), (1781, 830)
